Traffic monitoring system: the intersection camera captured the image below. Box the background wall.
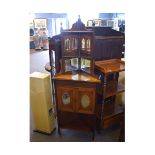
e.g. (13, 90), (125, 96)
(29, 13), (125, 37)
(30, 13), (68, 37)
(99, 13), (125, 19)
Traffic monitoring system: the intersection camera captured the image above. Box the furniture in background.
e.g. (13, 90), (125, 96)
(29, 18), (49, 50)
(30, 28), (35, 49)
(30, 72), (55, 134)
(87, 18), (119, 31)
(33, 28), (49, 50)
(41, 28), (49, 50)
(87, 26), (125, 60)
(95, 59), (125, 134)
(33, 29), (42, 50)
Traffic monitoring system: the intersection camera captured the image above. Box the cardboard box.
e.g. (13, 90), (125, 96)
(30, 72), (55, 134)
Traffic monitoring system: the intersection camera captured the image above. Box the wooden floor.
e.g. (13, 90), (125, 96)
(30, 49), (122, 142)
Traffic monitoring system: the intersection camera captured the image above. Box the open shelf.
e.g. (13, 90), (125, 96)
(102, 104), (124, 128)
(94, 59), (125, 130)
(105, 81), (125, 98)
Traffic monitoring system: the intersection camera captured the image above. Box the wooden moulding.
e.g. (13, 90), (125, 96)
(52, 71), (101, 84)
(94, 36), (124, 40)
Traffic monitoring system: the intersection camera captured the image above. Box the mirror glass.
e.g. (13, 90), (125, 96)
(72, 38), (78, 49)
(81, 58), (91, 73)
(65, 38), (70, 50)
(81, 38), (85, 49)
(65, 58), (78, 72)
(86, 39), (91, 51)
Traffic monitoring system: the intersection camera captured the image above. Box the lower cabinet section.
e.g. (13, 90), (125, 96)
(58, 111), (96, 132)
(53, 73), (125, 139)
(54, 80), (98, 139)
(56, 85), (96, 114)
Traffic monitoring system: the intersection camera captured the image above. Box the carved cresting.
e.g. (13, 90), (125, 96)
(71, 15), (87, 31)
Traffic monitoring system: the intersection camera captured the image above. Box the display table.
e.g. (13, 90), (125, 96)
(95, 59), (125, 130)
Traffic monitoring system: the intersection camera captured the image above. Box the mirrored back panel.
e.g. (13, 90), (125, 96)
(81, 58), (91, 74)
(64, 58), (79, 72)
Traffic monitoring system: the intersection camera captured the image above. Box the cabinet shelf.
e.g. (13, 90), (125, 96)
(103, 104), (124, 119)
(102, 104), (124, 128)
(105, 81), (125, 98)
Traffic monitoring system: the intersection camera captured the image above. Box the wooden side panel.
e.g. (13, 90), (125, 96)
(94, 38), (124, 61)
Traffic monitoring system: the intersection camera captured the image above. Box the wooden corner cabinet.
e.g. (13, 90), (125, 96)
(52, 17), (100, 140)
(51, 17), (125, 141)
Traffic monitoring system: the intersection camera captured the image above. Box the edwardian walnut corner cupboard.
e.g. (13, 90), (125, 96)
(50, 17), (125, 141)
(52, 17), (100, 140)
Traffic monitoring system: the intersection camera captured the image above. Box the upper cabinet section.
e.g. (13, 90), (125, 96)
(80, 35), (92, 55)
(61, 17), (94, 58)
(62, 35), (79, 57)
(62, 32), (93, 57)
(60, 17), (95, 75)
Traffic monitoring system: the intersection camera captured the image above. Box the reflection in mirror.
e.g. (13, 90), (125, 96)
(81, 58), (91, 73)
(72, 38), (78, 49)
(65, 58), (78, 72)
(81, 38), (85, 49)
(65, 38), (70, 50)
(86, 39), (91, 51)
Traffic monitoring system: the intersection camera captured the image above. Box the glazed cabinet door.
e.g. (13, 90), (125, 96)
(56, 86), (74, 112)
(75, 88), (96, 114)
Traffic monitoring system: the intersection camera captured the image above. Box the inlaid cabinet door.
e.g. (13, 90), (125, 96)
(76, 88), (95, 114)
(57, 87), (74, 112)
